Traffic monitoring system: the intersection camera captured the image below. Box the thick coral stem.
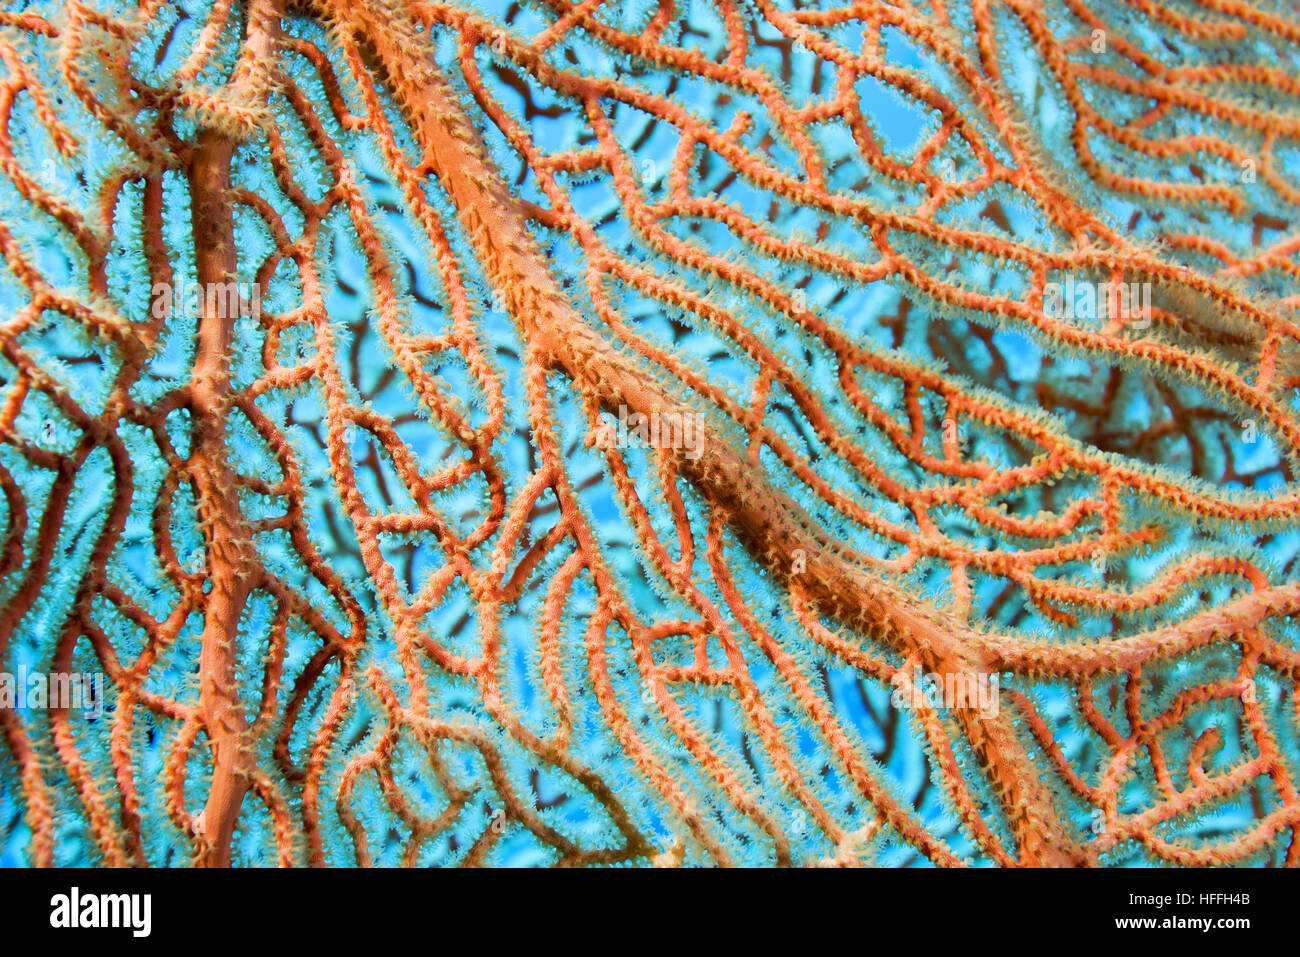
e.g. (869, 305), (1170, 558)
(333, 0), (1086, 866)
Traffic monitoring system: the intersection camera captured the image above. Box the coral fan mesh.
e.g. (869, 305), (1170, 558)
(0, 0), (1299, 867)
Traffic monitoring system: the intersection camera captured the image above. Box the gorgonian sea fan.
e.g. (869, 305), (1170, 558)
(0, 0), (1298, 869)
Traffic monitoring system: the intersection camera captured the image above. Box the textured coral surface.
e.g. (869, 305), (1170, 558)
(1, 0), (1300, 867)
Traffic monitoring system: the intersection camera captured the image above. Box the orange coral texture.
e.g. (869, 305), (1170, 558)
(1, 0), (1299, 867)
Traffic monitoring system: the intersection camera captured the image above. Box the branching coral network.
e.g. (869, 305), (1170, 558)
(1, 0), (1299, 868)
